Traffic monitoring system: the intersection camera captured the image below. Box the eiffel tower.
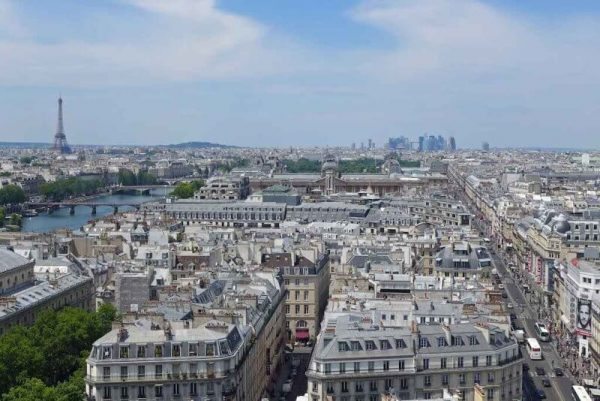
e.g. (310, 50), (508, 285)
(52, 96), (71, 154)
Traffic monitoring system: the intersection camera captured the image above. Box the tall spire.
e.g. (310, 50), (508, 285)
(56, 96), (64, 138)
(52, 96), (71, 154)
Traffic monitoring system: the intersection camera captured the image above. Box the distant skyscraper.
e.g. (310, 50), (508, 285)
(388, 136), (410, 150)
(482, 141), (490, 152)
(52, 96), (71, 154)
(351, 142), (356, 150)
(449, 136), (456, 151)
(368, 138), (373, 149)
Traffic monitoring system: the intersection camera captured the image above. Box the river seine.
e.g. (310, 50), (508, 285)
(21, 189), (168, 233)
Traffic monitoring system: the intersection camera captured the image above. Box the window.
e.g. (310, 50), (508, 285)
(458, 357), (464, 368)
(295, 290), (300, 300)
(488, 372), (495, 383)
(472, 356), (479, 367)
(338, 342), (348, 352)
(369, 381), (377, 391)
(173, 383), (180, 396)
(103, 367), (111, 380)
(137, 365), (145, 378)
(419, 337), (430, 348)
(339, 363), (346, 373)
(190, 383), (197, 396)
(487, 389), (494, 399)
(137, 386), (146, 399)
(451, 336), (464, 346)
(120, 366), (128, 379)
(380, 340), (391, 350)
(103, 387), (111, 399)
(400, 378), (408, 390)
(398, 360), (405, 371)
(295, 305), (300, 314)
(385, 379), (393, 391)
(137, 346), (146, 358)
(382, 314), (387, 320)
(341, 381), (348, 393)
(469, 336), (479, 346)
(383, 361), (389, 371)
(102, 347), (112, 359)
(459, 373), (465, 384)
(366, 341), (376, 350)
(354, 362), (360, 372)
(424, 375), (431, 386)
(423, 358), (429, 370)
(154, 385), (163, 397)
(326, 383), (334, 394)
(172, 344), (181, 357)
(189, 343), (197, 356)
(442, 374), (449, 385)
(396, 339), (406, 348)
(441, 357), (447, 369)
(351, 341), (362, 351)
(154, 345), (163, 357)
(474, 373), (480, 384)
(304, 290), (309, 300)
(154, 365), (162, 378)
(486, 355), (492, 366)
(325, 363), (331, 373)
(355, 382), (364, 392)
(437, 337), (448, 347)
(285, 305), (290, 314)
(368, 361), (374, 372)
(207, 382), (214, 395)
(304, 305), (310, 314)
(120, 387), (128, 399)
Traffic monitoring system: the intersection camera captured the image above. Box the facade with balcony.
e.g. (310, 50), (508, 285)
(306, 314), (522, 401)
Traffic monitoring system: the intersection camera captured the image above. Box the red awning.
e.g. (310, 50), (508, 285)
(295, 329), (309, 340)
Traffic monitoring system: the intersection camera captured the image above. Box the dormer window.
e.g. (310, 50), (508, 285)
(468, 336), (479, 346)
(419, 337), (430, 348)
(365, 341), (376, 350)
(351, 341), (362, 351)
(451, 336), (464, 346)
(396, 339), (407, 349)
(338, 342), (348, 352)
(437, 337), (448, 347)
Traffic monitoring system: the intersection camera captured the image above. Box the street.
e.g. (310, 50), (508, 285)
(476, 218), (577, 401)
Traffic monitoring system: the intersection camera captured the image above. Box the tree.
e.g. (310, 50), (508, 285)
(0, 185), (26, 205)
(19, 156), (34, 165)
(283, 158), (321, 173)
(40, 178), (104, 201)
(1, 378), (58, 401)
(0, 304), (117, 397)
(8, 213), (21, 227)
(0, 208), (5, 227)
(171, 182), (196, 199)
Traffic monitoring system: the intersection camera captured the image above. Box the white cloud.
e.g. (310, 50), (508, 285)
(0, 0), (291, 86)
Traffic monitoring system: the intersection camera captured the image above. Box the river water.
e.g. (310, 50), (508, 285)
(21, 189), (168, 233)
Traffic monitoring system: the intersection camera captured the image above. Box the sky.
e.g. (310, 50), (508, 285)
(1, 0), (600, 148)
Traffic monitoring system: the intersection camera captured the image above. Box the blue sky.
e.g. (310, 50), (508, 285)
(1, 0), (600, 148)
